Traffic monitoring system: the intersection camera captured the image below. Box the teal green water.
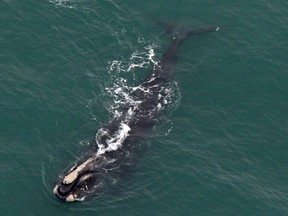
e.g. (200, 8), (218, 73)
(1, 0), (288, 215)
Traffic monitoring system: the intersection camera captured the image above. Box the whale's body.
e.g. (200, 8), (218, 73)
(53, 22), (219, 202)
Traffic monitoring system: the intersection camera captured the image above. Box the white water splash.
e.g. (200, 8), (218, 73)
(96, 123), (131, 155)
(105, 43), (159, 117)
(108, 44), (158, 74)
(49, 0), (76, 8)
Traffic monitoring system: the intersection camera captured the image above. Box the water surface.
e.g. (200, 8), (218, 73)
(1, 0), (288, 215)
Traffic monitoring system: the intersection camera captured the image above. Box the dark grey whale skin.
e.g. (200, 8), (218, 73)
(53, 22), (220, 202)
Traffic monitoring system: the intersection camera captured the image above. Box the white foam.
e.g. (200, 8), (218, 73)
(105, 44), (159, 119)
(105, 77), (143, 119)
(49, 0), (75, 8)
(148, 48), (157, 65)
(108, 44), (158, 74)
(96, 123), (130, 155)
(63, 158), (94, 184)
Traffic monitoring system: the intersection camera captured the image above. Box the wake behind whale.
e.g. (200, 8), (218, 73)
(53, 21), (220, 202)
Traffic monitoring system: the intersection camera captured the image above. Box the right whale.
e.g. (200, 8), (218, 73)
(53, 21), (220, 202)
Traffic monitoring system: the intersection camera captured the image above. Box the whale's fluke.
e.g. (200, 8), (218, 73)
(156, 18), (220, 45)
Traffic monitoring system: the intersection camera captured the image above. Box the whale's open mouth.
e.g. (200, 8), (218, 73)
(53, 158), (100, 202)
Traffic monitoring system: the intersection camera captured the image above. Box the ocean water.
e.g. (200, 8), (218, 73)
(1, 0), (288, 215)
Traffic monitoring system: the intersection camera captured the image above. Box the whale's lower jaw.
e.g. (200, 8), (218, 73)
(53, 185), (76, 202)
(53, 185), (86, 202)
(53, 182), (84, 202)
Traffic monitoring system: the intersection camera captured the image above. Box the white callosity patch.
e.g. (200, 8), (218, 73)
(66, 194), (76, 202)
(63, 158), (94, 184)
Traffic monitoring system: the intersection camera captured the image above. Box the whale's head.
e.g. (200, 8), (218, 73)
(53, 157), (103, 202)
